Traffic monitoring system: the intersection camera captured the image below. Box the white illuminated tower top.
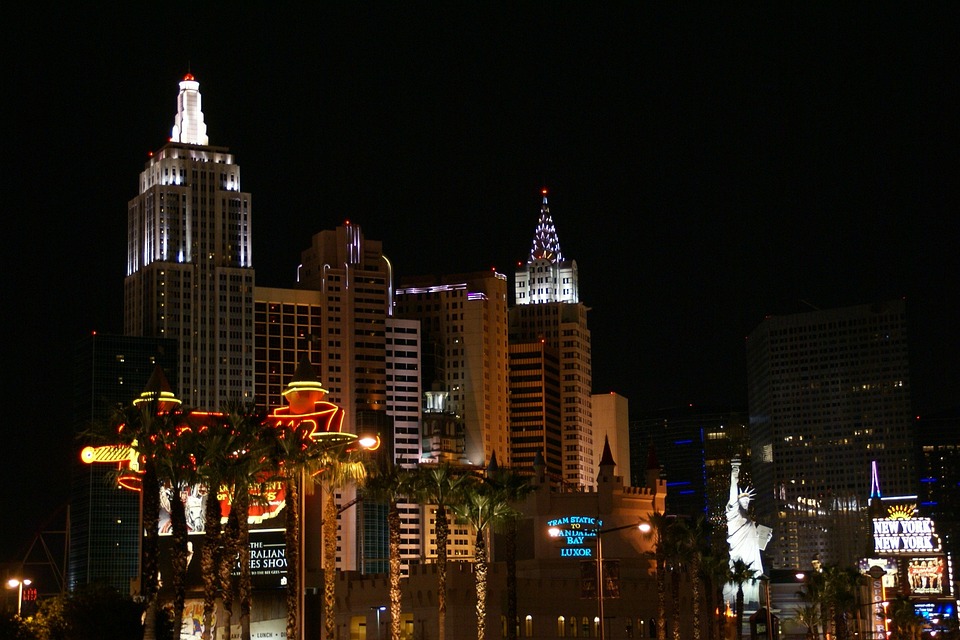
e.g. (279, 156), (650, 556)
(125, 74), (254, 410)
(514, 189), (579, 305)
(171, 73), (208, 145)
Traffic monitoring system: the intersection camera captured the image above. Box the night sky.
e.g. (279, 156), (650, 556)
(3, 5), (958, 560)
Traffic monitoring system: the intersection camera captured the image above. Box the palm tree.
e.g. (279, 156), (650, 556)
(153, 408), (203, 636)
(451, 473), (519, 640)
(409, 463), (470, 640)
(888, 595), (924, 640)
(729, 558), (757, 640)
(190, 415), (235, 640)
(216, 402), (270, 640)
(686, 516), (709, 640)
(796, 568), (826, 640)
(108, 399), (167, 640)
(481, 457), (533, 640)
(663, 518), (687, 640)
(791, 602), (822, 640)
(263, 419), (326, 640)
(821, 565), (862, 640)
(642, 511), (673, 640)
(363, 463), (414, 640)
(316, 446), (369, 640)
(699, 549), (731, 640)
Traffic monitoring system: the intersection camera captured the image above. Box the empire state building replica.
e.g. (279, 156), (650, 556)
(124, 74), (255, 408)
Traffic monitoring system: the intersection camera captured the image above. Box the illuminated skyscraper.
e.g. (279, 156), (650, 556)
(510, 191), (594, 486)
(394, 270), (510, 469)
(256, 222), (423, 572)
(747, 300), (916, 569)
(124, 74), (255, 409)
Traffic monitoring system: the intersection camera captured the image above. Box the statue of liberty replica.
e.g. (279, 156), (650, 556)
(723, 458), (772, 609)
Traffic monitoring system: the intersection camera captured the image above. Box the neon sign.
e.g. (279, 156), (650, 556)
(872, 517), (941, 554)
(548, 516), (602, 557)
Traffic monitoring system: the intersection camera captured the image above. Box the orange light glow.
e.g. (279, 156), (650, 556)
(541, 188), (548, 195)
(184, 73), (195, 81)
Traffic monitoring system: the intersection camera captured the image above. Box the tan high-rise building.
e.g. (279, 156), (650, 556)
(124, 74), (255, 409)
(253, 222), (424, 572)
(511, 191), (594, 486)
(394, 271), (510, 469)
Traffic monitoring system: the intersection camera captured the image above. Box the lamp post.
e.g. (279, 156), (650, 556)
(6, 578), (32, 617)
(550, 521), (649, 640)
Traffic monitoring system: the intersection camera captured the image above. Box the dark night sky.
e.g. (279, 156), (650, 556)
(2, 5), (958, 560)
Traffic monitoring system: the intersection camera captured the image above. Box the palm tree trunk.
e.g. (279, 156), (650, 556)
(691, 555), (703, 640)
(285, 474), (301, 640)
(505, 523), (518, 640)
(236, 487), (252, 640)
(170, 485), (189, 637)
(201, 489), (223, 640)
(656, 554), (667, 640)
(671, 569), (682, 640)
(220, 500), (239, 639)
(389, 500), (402, 640)
(324, 489), (338, 640)
(436, 505), (448, 640)
(474, 529), (488, 640)
(736, 586), (745, 640)
(141, 462), (161, 640)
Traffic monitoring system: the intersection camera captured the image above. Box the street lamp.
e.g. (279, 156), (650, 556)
(6, 578), (32, 617)
(549, 521), (647, 640)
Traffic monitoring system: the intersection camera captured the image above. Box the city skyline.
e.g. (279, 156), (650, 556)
(4, 5), (958, 559)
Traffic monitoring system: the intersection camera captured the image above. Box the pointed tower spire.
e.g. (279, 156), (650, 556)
(515, 188), (579, 305)
(486, 451), (500, 477)
(529, 189), (563, 263)
(133, 365), (181, 412)
(598, 435), (616, 468)
(171, 73), (209, 145)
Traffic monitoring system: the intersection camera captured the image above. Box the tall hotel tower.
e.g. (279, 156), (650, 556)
(747, 299), (916, 569)
(510, 191), (594, 486)
(394, 271), (509, 469)
(124, 75), (255, 409)
(255, 222), (423, 571)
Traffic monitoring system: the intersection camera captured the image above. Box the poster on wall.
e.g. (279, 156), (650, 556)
(907, 557), (946, 595)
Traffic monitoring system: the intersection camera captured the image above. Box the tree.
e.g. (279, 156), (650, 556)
(27, 583), (145, 640)
(887, 595), (924, 640)
(796, 569), (826, 640)
(481, 460), (533, 640)
(363, 463), (414, 640)
(409, 463), (471, 640)
(729, 559), (757, 640)
(262, 419), (328, 640)
(790, 603), (822, 640)
(699, 547), (731, 640)
(686, 516), (709, 640)
(642, 511), (673, 640)
(105, 383), (183, 640)
(316, 446), (369, 640)
(451, 474), (519, 640)
(220, 403), (271, 640)
(821, 565), (863, 640)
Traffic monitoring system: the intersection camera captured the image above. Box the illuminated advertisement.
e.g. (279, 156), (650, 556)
(907, 557), (946, 596)
(548, 516), (601, 557)
(872, 503), (942, 555)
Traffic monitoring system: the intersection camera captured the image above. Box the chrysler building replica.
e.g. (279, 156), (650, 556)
(510, 190), (594, 486)
(125, 75), (255, 408)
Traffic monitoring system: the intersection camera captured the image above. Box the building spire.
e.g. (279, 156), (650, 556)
(171, 73), (209, 145)
(529, 188), (563, 263)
